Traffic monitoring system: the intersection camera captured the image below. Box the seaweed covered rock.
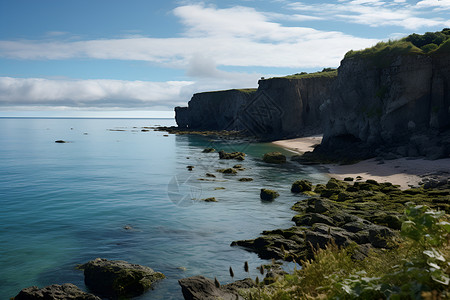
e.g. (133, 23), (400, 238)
(218, 150), (245, 161)
(263, 152), (286, 164)
(13, 284), (101, 300)
(291, 180), (313, 193)
(201, 197), (218, 202)
(260, 189), (279, 201)
(233, 178), (450, 262)
(79, 258), (164, 299)
(217, 168), (237, 174)
(202, 148), (215, 153)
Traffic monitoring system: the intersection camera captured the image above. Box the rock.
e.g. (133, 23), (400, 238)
(174, 75), (334, 140)
(291, 180), (313, 193)
(344, 177), (354, 182)
(79, 258), (164, 299)
(206, 173), (216, 178)
(239, 177), (254, 182)
(217, 168), (237, 174)
(260, 189), (279, 201)
(178, 276), (248, 300)
(263, 152), (286, 164)
(13, 283), (101, 300)
(218, 150), (245, 161)
(201, 197), (218, 202)
(187, 166), (194, 171)
(202, 148), (216, 153)
(233, 164), (245, 170)
(54, 140), (67, 143)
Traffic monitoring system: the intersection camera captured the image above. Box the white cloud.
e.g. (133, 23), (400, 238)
(288, 0), (450, 29)
(0, 4), (377, 69)
(416, 0), (450, 10)
(0, 77), (193, 109)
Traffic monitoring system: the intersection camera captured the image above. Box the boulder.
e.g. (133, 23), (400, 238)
(263, 152), (286, 164)
(79, 258), (164, 299)
(291, 180), (313, 193)
(218, 150), (245, 161)
(179, 275), (251, 300)
(260, 189), (279, 201)
(13, 283), (100, 300)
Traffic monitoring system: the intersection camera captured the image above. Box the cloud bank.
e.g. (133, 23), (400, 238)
(0, 2), (447, 111)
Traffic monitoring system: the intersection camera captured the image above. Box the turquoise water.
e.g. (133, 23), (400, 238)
(0, 118), (328, 299)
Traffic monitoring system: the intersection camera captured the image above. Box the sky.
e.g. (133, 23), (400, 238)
(0, 0), (449, 117)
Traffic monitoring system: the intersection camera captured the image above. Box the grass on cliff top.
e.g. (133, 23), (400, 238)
(270, 68), (338, 80)
(198, 88), (257, 94)
(345, 29), (450, 64)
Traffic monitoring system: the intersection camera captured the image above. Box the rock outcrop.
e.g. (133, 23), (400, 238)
(178, 276), (256, 300)
(175, 74), (335, 140)
(79, 258), (164, 299)
(232, 178), (450, 262)
(13, 284), (101, 300)
(318, 51), (450, 160)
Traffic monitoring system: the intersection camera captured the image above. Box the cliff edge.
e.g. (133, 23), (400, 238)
(318, 33), (450, 160)
(175, 71), (336, 140)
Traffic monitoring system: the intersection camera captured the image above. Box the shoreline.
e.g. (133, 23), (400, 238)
(273, 136), (450, 189)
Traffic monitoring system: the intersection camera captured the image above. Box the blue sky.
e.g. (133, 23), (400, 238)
(0, 0), (449, 117)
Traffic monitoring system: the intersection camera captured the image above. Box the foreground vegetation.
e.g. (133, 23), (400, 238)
(243, 203), (450, 299)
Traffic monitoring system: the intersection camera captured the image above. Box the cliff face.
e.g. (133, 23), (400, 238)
(321, 53), (450, 159)
(175, 76), (335, 140)
(176, 89), (256, 131)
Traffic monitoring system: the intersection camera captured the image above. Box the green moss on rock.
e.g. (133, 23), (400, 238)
(263, 152), (286, 164)
(291, 180), (313, 193)
(260, 189), (280, 201)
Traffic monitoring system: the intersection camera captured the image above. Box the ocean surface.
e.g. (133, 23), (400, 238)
(0, 117), (329, 299)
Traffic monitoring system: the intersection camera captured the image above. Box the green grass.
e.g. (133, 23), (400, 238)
(344, 29), (450, 67)
(271, 68), (338, 80)
(242, 204), (450, 299)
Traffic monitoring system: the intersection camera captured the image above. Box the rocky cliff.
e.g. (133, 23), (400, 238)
(175, 73), (335, 140)
(318, 50), (450, 160)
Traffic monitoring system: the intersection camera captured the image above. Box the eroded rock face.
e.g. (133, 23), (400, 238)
(178, 276), (255, 300)
(79, 258), (165, 299)
(13, 283), (101, 300)
(320, 53), (450, 160)
(175, 76), (335, 140)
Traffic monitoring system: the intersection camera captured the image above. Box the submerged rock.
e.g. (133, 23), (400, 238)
(217, 168), (237, 174)
(260, 189), (279, 201)
(79, 258), (164, 299)
(201, 197), (218, 202)
(13, 283), (100, 300)
(239, 177), (254, 182)
(263, 152), (286, 164)
(218, 150), (245, 161)
(202, 148), (216, 153)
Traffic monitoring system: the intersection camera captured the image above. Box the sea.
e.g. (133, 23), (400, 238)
(0, 117), (329, 299)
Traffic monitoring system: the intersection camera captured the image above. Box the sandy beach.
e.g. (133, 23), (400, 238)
(274, 136), (450, 189)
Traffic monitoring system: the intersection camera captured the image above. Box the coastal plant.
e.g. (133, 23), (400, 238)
(243, 204), (450, 299)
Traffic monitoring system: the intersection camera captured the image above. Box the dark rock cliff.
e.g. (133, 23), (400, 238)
(175, 76), (335, 140)
(319, 52), (450, 160)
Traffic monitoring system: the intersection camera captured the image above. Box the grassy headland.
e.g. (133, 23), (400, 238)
(344, 29), (450, 67)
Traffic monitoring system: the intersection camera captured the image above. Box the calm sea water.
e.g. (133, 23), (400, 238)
(0, 118), (328, 299)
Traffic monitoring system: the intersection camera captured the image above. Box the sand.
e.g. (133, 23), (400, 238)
(273, 136), (450, 189)
(272, 135), (323, 154)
